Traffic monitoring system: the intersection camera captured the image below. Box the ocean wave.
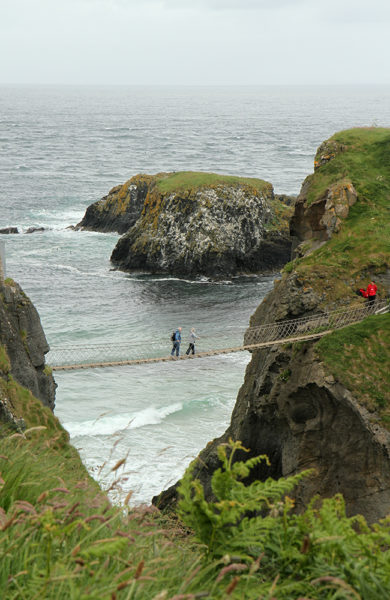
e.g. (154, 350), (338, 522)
(128, 276), (233, 285)
(63, 402), (183, 437)
(52, 262), (126, 280)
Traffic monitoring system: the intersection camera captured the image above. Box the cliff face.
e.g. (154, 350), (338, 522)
(76, 174), (154, 234)
(0, 279), (56, 420)
(155, 128), (390, 522)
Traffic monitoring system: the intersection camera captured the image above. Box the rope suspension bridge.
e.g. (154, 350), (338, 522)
(48, 300), (389, 371)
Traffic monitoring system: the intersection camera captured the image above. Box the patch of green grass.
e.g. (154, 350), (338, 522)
(3, 435), (390, 598)
(0, 346), (10, 373)
(0, 433), (200, 600)
(307, 127), (390, 206)
(155, 170), (272, 195)
(279, 368), (292, 382)
(293, 128), (390, 304)
(316, 313), (390, 423)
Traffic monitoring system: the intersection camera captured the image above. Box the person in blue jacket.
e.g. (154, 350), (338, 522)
(171, 327), (182, 357)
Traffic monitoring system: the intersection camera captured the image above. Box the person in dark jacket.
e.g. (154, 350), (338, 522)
(171, 327), (182, 357)
(366, 281), (378, 304)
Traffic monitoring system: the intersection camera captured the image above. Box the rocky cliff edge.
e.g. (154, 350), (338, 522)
(154, 128), (390, 522)
(0, 278), (56, 430)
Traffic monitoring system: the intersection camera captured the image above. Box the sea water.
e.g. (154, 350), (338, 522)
(1, 85), (390, 503)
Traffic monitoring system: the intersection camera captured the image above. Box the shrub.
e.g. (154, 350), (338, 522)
(178, 439), (390, 598)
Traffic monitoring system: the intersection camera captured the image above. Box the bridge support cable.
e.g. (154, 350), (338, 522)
(48, 299), (389, 371)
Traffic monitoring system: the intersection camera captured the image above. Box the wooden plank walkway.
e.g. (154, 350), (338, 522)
(52, 330), (332, 371)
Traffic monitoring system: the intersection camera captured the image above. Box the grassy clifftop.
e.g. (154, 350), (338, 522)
(284, 128), (390, 425)
(0, 346), (100, 501)
(316, 313), (390, 426)
(309, 127), (390, 206)
(287, 127), (390, 305)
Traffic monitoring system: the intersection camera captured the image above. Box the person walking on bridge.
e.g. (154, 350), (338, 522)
(171, 327), (182, 358)
(186, 327), (199, 355)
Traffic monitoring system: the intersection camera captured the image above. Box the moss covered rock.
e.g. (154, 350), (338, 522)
(0, 279), (56, 411)
(76, 174), (155, 234)
(108, 172), (293, 277)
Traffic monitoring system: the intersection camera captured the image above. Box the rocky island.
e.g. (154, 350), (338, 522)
(154, 127), (390, 523)
(77, 172), (294, 278)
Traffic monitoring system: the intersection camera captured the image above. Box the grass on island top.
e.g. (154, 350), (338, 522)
(284, 128), (390, 304)
(316, 312), (390, 426)
(155, 170), (272, 194)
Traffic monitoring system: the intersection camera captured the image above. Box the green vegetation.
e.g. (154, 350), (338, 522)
(134, 170), (292, 237)
(316, 313), (390, 423)
(285, 128), (390, 304)
(177, 439), (390, 598)
(279, 368), (292, 382)
(0, 432), (191, 600)
(155, 171), (272, 195)
(0, 346), (10, 373)
(3, 435), (390, 599)
(2, 131), (390, 597)
(308, 128), (390, 207)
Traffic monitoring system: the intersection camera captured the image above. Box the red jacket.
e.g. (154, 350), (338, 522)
(366, 283), (377, 297)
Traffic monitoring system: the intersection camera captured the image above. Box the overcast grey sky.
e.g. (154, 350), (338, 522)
(1, 0), (389, 85)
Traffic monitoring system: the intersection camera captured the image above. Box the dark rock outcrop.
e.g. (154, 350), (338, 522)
(76, 175), (153, 234)
(25, 227), (46, 234)
(290, 179), (357, 258)
(0, 279), (56, 410)
(0, 227), (19, 234)
(155, 278), (390, 522)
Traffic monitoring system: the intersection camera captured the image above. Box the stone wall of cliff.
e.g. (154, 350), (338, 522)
(76, 174), (154, 234)
(154, 128), (390, 522)
(0, 278), (56, 426)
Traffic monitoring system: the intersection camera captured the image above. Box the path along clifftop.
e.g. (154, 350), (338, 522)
(154, 128), (390, 523)
(77, 172), (294, 278)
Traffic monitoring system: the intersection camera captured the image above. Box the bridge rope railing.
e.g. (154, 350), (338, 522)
(243, 298), (388, 346)
(47, 299), (389, 368)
